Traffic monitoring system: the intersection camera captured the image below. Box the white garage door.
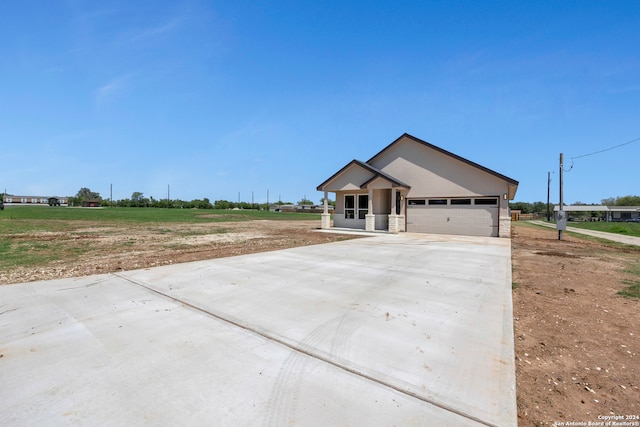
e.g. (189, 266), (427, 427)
(406, 197), (499, 237)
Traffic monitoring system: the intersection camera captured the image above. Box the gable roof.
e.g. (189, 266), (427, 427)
(316, 159), (410, 191)
(368, 133), (519, 186)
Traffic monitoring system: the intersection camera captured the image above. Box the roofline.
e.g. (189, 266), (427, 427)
(367, 133), (519, 186)
(316, 159), (410, 191)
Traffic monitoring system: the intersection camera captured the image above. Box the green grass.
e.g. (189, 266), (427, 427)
(0, 206), (319, 232)
(618, 262), (640, 299)
(565, 221), (640, 237)
(0, 206), (321, 272)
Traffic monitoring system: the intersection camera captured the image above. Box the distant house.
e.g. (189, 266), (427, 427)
(81, 199), (102, 208)
(271, 204), (332, 213)
(554, 205), (640, 222)
(317, 133), (519, 237)
(2, 195), (69, 206)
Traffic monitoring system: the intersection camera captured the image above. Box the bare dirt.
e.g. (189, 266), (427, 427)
(1, 219), (638, 425)
(0, 220), (357, 284)
(512, 222), (639, 426)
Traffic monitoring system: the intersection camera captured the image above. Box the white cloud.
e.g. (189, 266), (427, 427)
(94, 74), (132, 105)
(129, 18), (182, 43)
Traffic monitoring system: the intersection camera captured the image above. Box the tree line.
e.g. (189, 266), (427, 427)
(69, 188), (330, 210)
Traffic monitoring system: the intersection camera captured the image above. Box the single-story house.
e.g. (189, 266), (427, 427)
(553, 205), (640, 222)
(2, 195), (69, 206)
(81, 199), (102, 208)
(317, 133), (519, 237)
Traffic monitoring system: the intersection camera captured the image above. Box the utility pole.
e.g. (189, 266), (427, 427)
(546, 172), (551, 221)
(557, 153), (566, 240)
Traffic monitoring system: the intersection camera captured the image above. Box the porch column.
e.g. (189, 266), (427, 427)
(365, 188), (375, 231)
(388, 189), (399, 233)
(321, 190), (331, 229)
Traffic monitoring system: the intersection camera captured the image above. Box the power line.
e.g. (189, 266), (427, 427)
(571, 136), (640, 160)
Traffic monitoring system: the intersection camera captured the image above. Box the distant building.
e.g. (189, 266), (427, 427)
(271, 204), (332, 213)
(81, 199), (102, 208)
(2, 195), (69, 206)
(553, 205), (640, 222)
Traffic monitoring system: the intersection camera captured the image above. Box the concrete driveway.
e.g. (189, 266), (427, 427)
(0, 233), (516, 426)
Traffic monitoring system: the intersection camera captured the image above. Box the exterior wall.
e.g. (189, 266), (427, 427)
(334, 191), (368, 229)
(333, 213), (366, 229)
(370, 137), (511, 201)
(373, 189), (390, 230)
(325, 166), (375, 192)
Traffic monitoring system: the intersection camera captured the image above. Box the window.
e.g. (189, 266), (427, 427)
(344, 195), (355, 219)
(408, 199), (426, 206)
(451, 199), (471, 205)
(475, 198), (498, 205)
(358, 194), (368, 219)
(428, 199), (448, 205)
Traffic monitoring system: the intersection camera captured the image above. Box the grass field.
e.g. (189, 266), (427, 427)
(0, 206), (323, 274)
(564, 220), (640, 237)
(0, 206), (320, 232)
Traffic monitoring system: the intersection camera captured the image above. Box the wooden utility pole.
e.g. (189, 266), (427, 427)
(546, 172), (551, 221)
(557, 153), (566, 240)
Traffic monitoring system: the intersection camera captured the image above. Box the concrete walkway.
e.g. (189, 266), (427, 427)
(0, 233), (516, 426)
(529, 220), (640, 246)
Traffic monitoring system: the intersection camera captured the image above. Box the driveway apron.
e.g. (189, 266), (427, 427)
(0, 233), (516, 426)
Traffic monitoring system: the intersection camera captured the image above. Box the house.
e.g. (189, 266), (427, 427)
(317, 133), (519, 237)
(2, 195), (69, 206)
(553, 205), (640, 222)
(81, 199), (102, 208)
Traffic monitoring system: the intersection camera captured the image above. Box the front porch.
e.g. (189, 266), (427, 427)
(320, 187), (407, 234)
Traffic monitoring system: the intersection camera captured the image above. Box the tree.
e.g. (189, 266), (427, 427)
(601, 197), (616, 206)
(615, 195), (640, 206)
(298, 197), (314, 205)
(131, 192), (144, 207)
(76, 188), (101, 202)
(320, 197), (336, 207)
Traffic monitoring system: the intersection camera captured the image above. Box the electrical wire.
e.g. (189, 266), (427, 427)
(570, 136), (640, 160)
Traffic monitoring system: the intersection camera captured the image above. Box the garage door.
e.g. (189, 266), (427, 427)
(406, 197), (499, 237)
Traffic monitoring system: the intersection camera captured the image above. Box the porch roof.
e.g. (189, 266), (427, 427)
(316, 160), (410, 192)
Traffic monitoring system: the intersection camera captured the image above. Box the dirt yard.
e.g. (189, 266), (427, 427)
(0, 220), (356, 284)
(512, 222), (639, 426)
(1, 219), (638, 425)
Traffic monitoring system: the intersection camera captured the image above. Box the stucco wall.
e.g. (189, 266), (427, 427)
(370, 137), (512, 218)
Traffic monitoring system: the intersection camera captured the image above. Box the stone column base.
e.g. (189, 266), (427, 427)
(321, 213), (331, 229)
(388, 214), (405, 233)
(499, 216), (511, 238)
(365, 214), (375, 231)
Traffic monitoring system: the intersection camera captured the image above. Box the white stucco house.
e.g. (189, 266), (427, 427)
(317, 133), (519, 237)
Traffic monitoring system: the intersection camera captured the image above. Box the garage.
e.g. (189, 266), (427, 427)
(406, 197), (499, 237)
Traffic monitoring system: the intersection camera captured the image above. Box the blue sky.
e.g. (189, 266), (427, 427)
(1, 1), (638, 205)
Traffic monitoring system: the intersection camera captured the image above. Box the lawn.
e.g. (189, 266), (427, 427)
(565, 220), (640, 237)
(0, 206), (322, 272)
(0, 206), (320, 233)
